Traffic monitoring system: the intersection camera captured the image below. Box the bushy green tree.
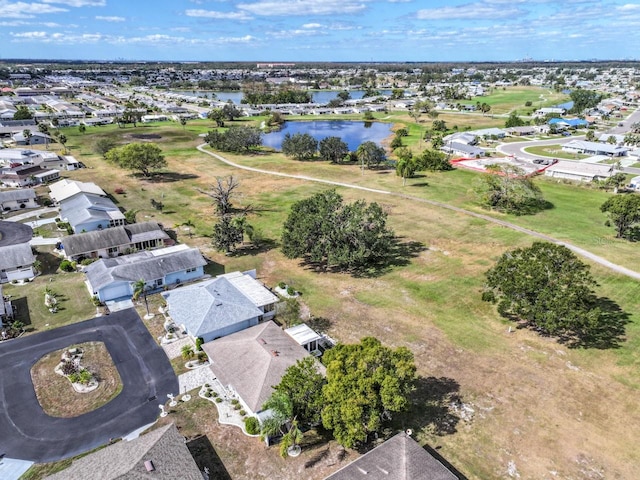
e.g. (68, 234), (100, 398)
(482, 242), (605, 341)
(321, 337), (416, 448)
(318, 136), (349, 163)
(281, 132), (318, 160)
(474, 165), (547, 215)
(356, 141), (386, 170)
(505, 111), (525, 128)
(601, 194), (640, 239)
(281, 190), (394, 270)
(13, 106), (33, 120)
(418, 148), (452, 171)
(205, 126), (262, 152)
(275, 357), (326, 428)
(105, 142), (166, 177)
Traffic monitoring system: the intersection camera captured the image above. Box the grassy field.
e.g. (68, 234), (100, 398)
(457, 86), (569, 114)
(31, 342), (122, 418)
(33, 115), (640, 479)
(524, 144), (589, 160)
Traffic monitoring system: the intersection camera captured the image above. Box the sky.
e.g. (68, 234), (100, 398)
(1, 0), (639, 62)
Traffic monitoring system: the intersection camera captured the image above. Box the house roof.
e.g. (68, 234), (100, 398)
(49, 178), (106, 203)
(563, 140), (627, 155)
(325, 432), (459, 480)
(202, 321), (314, 413)
(63, 221), (168, 257)
(285, 323), (322, 346)
(220, 270), (279, 308)
(45, 423), (203, 480)
(85, 244), (206, 291)
(0, 243), (35, 270)
(0, 188), (36, 202)
(60, 192), (124, 229)
(162, 276), (265, 338)
(545, 160), (613, 177)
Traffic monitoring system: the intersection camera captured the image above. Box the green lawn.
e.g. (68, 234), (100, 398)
(524, 144), (589, 159)
(457, 86), (569, 114)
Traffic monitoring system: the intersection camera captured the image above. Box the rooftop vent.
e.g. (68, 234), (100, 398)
(144, 460), (155, 472)
(271, 350), (279, 357)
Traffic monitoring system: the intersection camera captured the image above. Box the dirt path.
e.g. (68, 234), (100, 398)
(197, 144), (640, 281)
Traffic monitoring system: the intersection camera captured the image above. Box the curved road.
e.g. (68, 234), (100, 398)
(0, 308), (178, 463)
(0, 220), (33, 247)
(197, 144), (640, 281)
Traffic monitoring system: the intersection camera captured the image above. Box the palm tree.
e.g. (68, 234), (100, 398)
(132, 279), (151, 317)
(260, 391), (304, 457)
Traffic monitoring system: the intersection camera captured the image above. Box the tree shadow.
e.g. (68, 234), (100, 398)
(10, 296), (32, 329)
(351, 238), (427, 278)
(564, 296), (630, 349)
(393, 376), (462, 437)
(186, 435), (232, 480)
(36, 250), (61, 275)
(229, 238), (278, 257)
(143, 172), (200, 183)
(307, 316), (332, 333)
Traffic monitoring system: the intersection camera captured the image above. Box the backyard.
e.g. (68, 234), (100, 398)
(16, 112), (640, 479)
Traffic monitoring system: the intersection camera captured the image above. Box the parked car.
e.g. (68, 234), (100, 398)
(561, 131), (571, 136)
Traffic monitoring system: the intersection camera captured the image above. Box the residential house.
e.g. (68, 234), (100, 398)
(597, 133), (625, 145)
(442, 141), (485, 158)
(534, 107), (565, 117)
(0, 188), (38, 211)
(45, 423), (203, 480)
(162, 270), (278, 343)
(85, 244), (207, 302)
(0, 165), (59, 187)
(285, 323), (323, 354)
(49, 178), (107, 204)
(628, 175), (640, 190)
(0, 243), (36, 283)
(61, 221), (169, 260)
(562, 140), (628, 157)
(324, 431), (461, 480)
(10, 131), (52, 146)
(202, 321), (322, 415)
(544, 160), (613, 182)
(59, 193), (125, 233)
(506, 126), (535, 136)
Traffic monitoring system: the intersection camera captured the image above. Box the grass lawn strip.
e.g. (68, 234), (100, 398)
(31, 341), (122, 418)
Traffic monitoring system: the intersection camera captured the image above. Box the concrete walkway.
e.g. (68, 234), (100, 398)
(198, 380), (257, 436)
(197, 144), (640, 281)
(3, 207), (58, 222)
(178, 365), (216, 394)
(29, 236), (61, 246)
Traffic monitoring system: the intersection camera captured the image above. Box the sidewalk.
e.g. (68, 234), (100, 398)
(3, 207), (58, 222)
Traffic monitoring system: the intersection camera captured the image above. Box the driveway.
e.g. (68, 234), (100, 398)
(0, 220), (33, 247)
(0, 308), (178, 463)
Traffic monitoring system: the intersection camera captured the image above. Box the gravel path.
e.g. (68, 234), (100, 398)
(197, 144), (640, 281)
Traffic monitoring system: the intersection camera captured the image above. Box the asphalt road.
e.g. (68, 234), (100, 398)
(0, 308), (178, 463)
(0, 220), (33, 247)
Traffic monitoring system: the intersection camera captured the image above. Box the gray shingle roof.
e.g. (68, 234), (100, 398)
(45, 423), (203, 480)
(325, 432), (459, 480)
(60, 192), (123, 229)
(63, 222), (168, 257)
(85, 245), (206, 291)
(202, 321), (315, 413)
(162, 276), (264, 338)
(0, 243), (35, 270)
(0, 188), (36, 203)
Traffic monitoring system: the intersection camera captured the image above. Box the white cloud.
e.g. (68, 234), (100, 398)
(185, 8), (252, 20)
(302, 23), (322, 28)
(417, 2), (523, 20)
(237, 0), (369, 16)
(11, 30), (48, 38)
(42, 0), (105, 6)
(0, 1), (67, 19)
(95, 15), (125, 22)
(618, 3), (640, 11)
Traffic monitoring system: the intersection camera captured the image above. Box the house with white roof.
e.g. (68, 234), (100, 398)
(544, 160), (613, 182)
(0, 188), (38, 211)
(49, 178), (107, 203)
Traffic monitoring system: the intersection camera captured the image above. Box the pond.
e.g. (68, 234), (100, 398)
(261, 120), (394, 152)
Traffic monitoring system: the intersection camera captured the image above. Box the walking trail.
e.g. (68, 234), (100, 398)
(197, 144), (640, 281)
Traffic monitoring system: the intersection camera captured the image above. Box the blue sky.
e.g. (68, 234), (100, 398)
(1, 0), (639, 62)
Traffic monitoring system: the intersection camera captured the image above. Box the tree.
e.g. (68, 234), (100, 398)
(585, 129), (595, 141)
(22, 129), (32, 145)
(222, 101), (241, 121)
(78, 124), (86, 134)
(321, 337), (416, 448)
(119, 109), (142, 127)
(207, 108), (225, 127)
(179, 117), (187, 129)
(260, 391), (304, 458)
(13, 106), (33, 120)
(482, 242), (603, 340)
(58, 134), (68, 153)
(394, 147), (415, 186)
(600, 194), (640, 239)
(203, 175), (241, 216)
(474, 165), (547, 215)
(417, 148), (452, 171)
(480, 102), (491, 115)
(281, 132), (318, 160)
(105, 142), (166, 177)
(212, 214), (244, 253)
(505, 111), (525, 128)
(205, 126), (262, 152)
(281, 190), (394, 271)
(132, 279), (151, 318)
(569, 89), (603, 114)
(356, 141), (386, 172)
(274, 357), (326, 428)
(318, 136), (349, 163)
(432, 119), (447, 132)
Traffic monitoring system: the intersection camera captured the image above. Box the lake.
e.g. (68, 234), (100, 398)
(171, 89), (392, 105)
(261, 120), (393, 152)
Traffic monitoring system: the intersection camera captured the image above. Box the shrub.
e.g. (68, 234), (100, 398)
(278, 281), (286, 289)
(396, 128), (409, 137)
(81, 258), (97, 266)
(204, 391), (212, 398)
(215, 397), (222, 403)
(114, 187), (125, 194)
(195, 337), (204, 351)
(231, 399), (239, 405)
(286, 286), (296, 296)
(239, 409), (246, 416)
(59, 259), (75, 272)
(61, 361), (78, 375)
(204, 383), (210, 388)
(233, 404), (241, 410)
(197, 351), (208, 363)
(244, 416), (260, 435)
(212, 391), (218, 397)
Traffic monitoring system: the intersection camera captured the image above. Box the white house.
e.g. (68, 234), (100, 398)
(0, 189), (38, 211)
(544, 160), (613, 182)
(0, 243), (36, 283)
